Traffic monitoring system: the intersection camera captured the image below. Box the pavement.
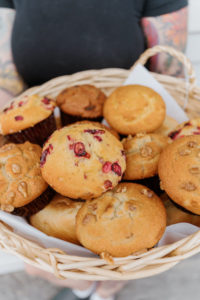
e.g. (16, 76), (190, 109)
(0, 253), (199, 300)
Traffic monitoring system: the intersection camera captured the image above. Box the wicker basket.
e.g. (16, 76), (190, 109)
(1, 45), (200, 281)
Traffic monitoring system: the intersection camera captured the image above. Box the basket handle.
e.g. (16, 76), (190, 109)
(131, 45), (196, 87)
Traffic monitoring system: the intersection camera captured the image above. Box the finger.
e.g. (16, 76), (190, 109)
(96, 280), (129, 298)
(25, 264), (93, 289)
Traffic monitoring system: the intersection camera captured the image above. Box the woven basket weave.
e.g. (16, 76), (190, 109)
(1, 45), (200, 281)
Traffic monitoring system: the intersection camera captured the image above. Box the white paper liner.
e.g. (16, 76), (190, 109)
(0, 64), (198, 259)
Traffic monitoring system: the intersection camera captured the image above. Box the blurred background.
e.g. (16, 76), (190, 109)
(0, 0), (200, 299)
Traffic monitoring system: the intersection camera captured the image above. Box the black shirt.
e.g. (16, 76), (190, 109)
(0, 0), (187, 86)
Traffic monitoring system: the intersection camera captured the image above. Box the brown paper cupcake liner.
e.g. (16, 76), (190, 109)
(12, 186), (55, 217)
(60, 110), (102, 127)
(6, 113), (56, 146)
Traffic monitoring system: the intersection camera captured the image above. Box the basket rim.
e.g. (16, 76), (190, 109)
(1, 45), (200, 280)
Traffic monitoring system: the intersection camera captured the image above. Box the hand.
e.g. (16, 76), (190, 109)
(25, 264), (128, 299)
(25, 264), (93, 290)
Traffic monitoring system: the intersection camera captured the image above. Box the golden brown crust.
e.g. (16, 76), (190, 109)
(158, 135), (200, 214)
(0, 94), (56, 135)
(75, 120), (120, 140)
(0, 142), (48, 211)
(161, 193), (200, 227)
(123, 133), (170, 180)
(56, 85), (106, 118)
(103, 85), (166, 135)
(41, 123), (126, 200)
(154, 115), (178, 136)
(168, 118), (200, 140)
(76, 182), (166, 257)
(30, 194), (83, 244)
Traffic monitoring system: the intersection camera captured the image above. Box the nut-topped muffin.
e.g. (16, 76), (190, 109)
(0, 94), (56, 145)
(56, 84), (107, 125)
(103, 85), (166, 135)
(76, 182), (166, 257)
(0, 142), (53, 216)
(41, 123), (126, 200)
(123, 133), (170, 180)
(158, 135), (200, 215)
(30, 194), (83, 244)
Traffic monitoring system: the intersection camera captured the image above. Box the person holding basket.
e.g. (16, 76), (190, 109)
(0, 1), (188, 300)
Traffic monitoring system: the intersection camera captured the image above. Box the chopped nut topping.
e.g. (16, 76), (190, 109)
(17, 181), (28, 198)
(88, 203), (97, 211)
(82, 214), (96, 225)
(136, 133), (145, 137)
(140, 146), (152, 157)
(1, 204), (14, 212)
(160, 181), (164, 191)
(187, 141), (198, 148)
(189, 166), (200, 174)
(0, 145), (13, 152)
(121, 187), (127, 193)
(11, 164), (21, 174)
(128, 203), (136, 211)
(179, 148), (191, 156)
(181, 182), (196, 191)
(141, 188), (153, 198)
(6, 191), (15, 204)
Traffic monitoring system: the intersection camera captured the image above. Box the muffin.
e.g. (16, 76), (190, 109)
(0, 142), (53, 216)
(169, 118), (200, 140)
(154, 115), (178, 136)
(41, 122), (126, 200)
(161, 193), (200, 227)
(56, 85), (107, 125)
(122, 133), (170, 180)
(158, 135), (200, 215)
(0, 94), (56, 145)
(103, 85), (166, 135)
(76, 182), (166, 257)
(30, 194), (83, 244)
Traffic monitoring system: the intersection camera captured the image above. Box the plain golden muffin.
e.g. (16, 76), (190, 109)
(158, 135), (200, 215)
(0, 142), (48, 212)
(76, 182), (166, 257)
(123, 133), (170, 180)
(41, 123), (126, 200)
(56, 84), (106, 118)
(168, 118), (200, 140)
(30, 194), (83, 244)
(0, 94), (56, 135)
(103, 85), (166, 135)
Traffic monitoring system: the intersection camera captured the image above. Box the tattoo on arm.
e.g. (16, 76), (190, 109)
(0, 8), (26, 104)
(141, 7), (188, 77)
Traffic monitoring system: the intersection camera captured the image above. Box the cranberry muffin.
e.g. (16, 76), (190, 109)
(0, 142), (53, 216)
(0, 94), (56, 145)
(41, 123), (126, 200)
(76, 182), (166, 257)
(169, 118), (200, 140)
(56, 84), (106, 125)
(30, 194), (83, 244)
(103, 85), (166, 135)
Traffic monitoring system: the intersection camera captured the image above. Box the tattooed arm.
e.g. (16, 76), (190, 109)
(141, 6), (188, 77)
(0, 8), (26, 109)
